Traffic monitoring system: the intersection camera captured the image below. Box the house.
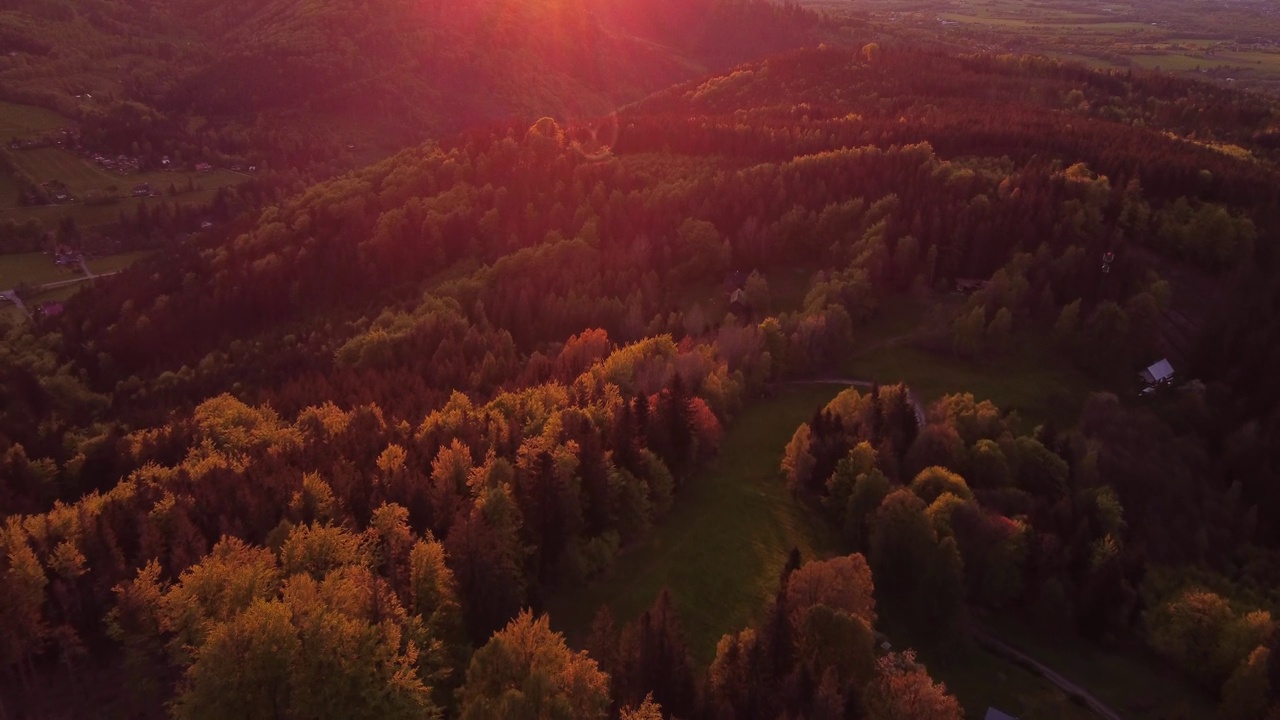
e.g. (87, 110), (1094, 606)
(38, 302), (64, 317)
(984, 709), (1019, 720)
(200, 221), (214, 230)
(132, 183), (152, 197)
(1139, 358), (1175, 388)
(955, 278), (988, 294)
(160, 155), (171, 167)
(195, 162), (213, 172)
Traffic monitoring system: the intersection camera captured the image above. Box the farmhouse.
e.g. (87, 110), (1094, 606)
(1139, 358), (1175, 389)
(132, 183), (152, 197)
(195, 162), (213, 172)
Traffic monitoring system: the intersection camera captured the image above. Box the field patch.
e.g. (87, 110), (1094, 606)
(846, 329), (1095, 427)
(9, 147), (119, 193)
(0, 252), (81, 289)
(87, 250), (152, 275)
(0, 101), (71, 140)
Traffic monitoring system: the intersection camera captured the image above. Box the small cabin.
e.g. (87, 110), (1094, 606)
(1139, 358), (1175, 390)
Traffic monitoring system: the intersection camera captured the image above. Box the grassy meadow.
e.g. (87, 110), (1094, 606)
(0, 100), (70, 140)
(0, 252), (82, 289)
(547, 383), (845, 663)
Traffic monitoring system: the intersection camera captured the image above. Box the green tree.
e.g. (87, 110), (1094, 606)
(1053, 299), (1080, 348)
(909, 466), (974, 504)
(172, 600), (298, 720)
(796, 604), (877, 689)
(868, 490), (936, 602)
(459, 611), (609, 720)
(985, 307), (1013, 355)
(844, 469), (891, 550)
(951, 306), (985, 358)
(782, 423), (816, 494)
(1218, 646), (1270, 720)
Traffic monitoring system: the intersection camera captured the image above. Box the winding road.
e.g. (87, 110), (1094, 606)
(0, 267), (120, 320)
(976, 631), (1126, 720)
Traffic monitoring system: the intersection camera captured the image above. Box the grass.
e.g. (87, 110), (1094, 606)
(9, 147), (119, 193)
(0, 101), (71, 140)
(87, 250), (151, 275)
(983, 614), (1217, 720)
(546, 384), (845, 663)
(26, 282), (87, 304)
(846, 328), (1095, 428)
(0, 144), (246, 228)
(0, 252), (82, 289)
(879, 612), (1098, 720)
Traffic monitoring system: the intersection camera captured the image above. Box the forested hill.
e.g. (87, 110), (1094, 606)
(0, 0), (826, 163)
(5, 45), (1280, 718)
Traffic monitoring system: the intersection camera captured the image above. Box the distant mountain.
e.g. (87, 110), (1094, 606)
(0, 0), (828, 153)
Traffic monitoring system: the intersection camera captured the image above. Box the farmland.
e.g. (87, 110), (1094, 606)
(844, 0), (1280, 94)
(0, 251), (81, 289)
(0, 100), (69, 140)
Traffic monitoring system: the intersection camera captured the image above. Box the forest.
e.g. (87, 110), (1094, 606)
(2, 34), (1280, 720)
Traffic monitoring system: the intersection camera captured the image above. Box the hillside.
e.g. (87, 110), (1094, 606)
(0, 0), (827, 152)
(3, 45), (1280, 718)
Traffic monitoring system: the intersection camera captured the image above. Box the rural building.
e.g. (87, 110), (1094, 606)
(955, 278), (988, 294)
(1139, 358), (1175, 387)
(132, 183), (152, 197)
(195, 162), (213, 172)
(38, 302), (64, 317)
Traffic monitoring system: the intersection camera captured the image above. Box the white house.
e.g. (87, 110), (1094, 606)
(1139, 358), (1175, 387)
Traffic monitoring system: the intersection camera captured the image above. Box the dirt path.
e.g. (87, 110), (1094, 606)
(976, 630), (1126, 720)
(1, 270), (120, 319)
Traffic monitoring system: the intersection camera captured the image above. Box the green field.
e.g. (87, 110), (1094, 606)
(0, 142), (246, 228)
(87, 250), (152, 275)
(0, 101), (70, 140)
(852, 0), (1280, 95)
(547, 384), (845, 663)
(5, 146), (246, 200)
(0, 252), (82, 289)
(847, 330), (1096, 427)
(9, 147), (119, 193)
